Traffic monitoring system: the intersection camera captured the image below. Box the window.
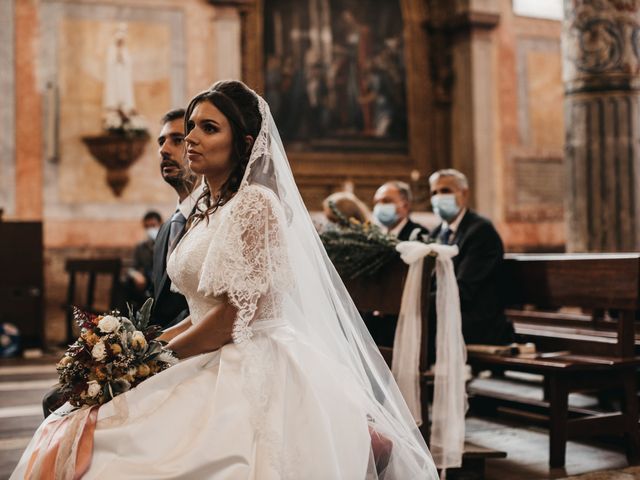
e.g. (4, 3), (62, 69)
(513, 0), (563, 21)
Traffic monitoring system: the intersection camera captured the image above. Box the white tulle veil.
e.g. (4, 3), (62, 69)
(214, 81), (438, 479)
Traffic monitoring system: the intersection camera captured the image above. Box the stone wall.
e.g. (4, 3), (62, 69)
(491, 0), (566, 251)
(3, 0), (242, 344)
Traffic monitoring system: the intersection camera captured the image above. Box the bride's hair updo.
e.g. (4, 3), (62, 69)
(185, 80), (262, 224)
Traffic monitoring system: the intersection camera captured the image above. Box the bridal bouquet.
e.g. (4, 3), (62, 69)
(57, 298), (177, 408)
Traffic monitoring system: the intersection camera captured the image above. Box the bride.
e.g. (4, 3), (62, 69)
(11, 81), (438, 479)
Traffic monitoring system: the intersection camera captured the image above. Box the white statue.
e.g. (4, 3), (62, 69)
(102, 24), (145, 133)
(104, 24), (135, 114)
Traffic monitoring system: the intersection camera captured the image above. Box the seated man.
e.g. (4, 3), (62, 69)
(150, 108), (204, 330)
(428, 168), (514, 348)
(122, 210), (162, 308)
(372, 181), (429, 241)
(42, 109), (200, 418)
(365, 181), (429, 346)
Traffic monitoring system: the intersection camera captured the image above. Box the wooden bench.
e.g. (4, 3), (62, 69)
(467, 253), (640, 468)
(64, 258), (122, 343)
(342, 256), (506, 478)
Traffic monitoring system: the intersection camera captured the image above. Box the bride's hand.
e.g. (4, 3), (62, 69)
(165, 299), (237, 360)
(157, 331), (170, 343)
(157, 317), (192, 343)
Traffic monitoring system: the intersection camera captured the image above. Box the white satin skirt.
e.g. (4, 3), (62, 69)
(11, 326), (373, 479)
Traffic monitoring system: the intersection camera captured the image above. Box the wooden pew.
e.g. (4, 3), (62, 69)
(64, 258), (122, 343)
(342, 256), (506, 478)
(468, 253), (640, 468)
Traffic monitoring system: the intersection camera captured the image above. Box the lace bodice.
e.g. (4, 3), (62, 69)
(166, 201), (229, 326)
(166, 184), (292, 342)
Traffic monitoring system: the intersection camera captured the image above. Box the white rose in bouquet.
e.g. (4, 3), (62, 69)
(91, 341), (107, 361)
(98, 315), (121, 333)
(87, 380), (101, 398)
(157, 350), (179, 366)
(131, 331), (147, 350)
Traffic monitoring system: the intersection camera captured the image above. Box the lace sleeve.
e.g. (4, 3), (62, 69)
(197, 185), (289, 343)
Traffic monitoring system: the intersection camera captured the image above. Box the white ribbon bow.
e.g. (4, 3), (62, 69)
(392, 241), (468, 470)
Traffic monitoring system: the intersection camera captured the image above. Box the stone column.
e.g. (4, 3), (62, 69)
(563, 0), (640, 252)
(445, 0), (501, 218)
(15, 0), (43, 220)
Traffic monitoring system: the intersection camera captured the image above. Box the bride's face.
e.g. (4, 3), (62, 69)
(185, 101), (234, 179)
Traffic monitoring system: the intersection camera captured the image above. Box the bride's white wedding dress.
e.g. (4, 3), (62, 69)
(11, 186), (372, 479)
(11, 88), (437, 480)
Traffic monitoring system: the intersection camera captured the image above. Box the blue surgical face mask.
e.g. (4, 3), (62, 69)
(146, 227), (160, 241)
(373, 203), (398, 227)
(431, 194), (460, 222)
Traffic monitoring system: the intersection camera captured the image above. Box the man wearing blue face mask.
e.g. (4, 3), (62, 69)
(126, 210), (163, 304)
(367, 181), (429, 347)
(428, 169), (513, 347)
(372, 181), (429, 241)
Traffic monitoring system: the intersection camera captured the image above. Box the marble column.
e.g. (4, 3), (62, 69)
(563, 0), (640, 251)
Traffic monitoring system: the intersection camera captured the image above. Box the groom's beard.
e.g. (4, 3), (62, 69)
(161, 158), (187, 189)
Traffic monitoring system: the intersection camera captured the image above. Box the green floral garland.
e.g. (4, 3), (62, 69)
(320, 202), (400, 279)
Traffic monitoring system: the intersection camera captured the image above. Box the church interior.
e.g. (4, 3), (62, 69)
(2, 0), (640, 478)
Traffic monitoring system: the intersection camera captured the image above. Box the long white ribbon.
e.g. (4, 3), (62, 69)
(392, 241), (468, 470)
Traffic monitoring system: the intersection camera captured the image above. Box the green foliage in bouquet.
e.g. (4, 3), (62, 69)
(320, 201), (400, 279)
(57, 298), (177, 409)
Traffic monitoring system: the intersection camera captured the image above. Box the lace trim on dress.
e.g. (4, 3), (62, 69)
(196, 184), (291, 344)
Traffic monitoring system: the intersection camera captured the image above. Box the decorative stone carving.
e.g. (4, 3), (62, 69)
(564, 0), (640, 90)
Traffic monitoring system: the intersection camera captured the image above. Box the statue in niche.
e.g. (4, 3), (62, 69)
(102, 23), (147, 136)
(82, 22), (149, 196)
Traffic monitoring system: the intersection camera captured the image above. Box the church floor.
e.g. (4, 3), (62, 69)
(0, 355), (635, 480)
(466, 416), (630, 479)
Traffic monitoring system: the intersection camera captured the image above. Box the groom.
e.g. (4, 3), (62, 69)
(150, 108), (204, 328)
(42, 109), (202, 417)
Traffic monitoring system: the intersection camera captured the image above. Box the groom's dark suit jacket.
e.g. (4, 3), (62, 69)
(428, 210), (513, 347)
(150, 218), (189, 329)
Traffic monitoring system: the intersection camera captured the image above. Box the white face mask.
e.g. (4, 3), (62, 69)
(430, 194), (460, 222)
(146, 227), (160, 241)
(373, 203), (398, 227)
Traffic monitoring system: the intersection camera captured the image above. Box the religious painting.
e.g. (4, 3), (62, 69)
(263, 0), (407, 153)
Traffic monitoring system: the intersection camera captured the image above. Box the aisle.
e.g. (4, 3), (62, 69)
(0, 357), (58, 479)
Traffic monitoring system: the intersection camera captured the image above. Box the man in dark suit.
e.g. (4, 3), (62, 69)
(428, 169), (513, 347)
(365, 181), (429, 346)
(151, 108), (203, 329)
(42, 109), (200, 417)
(122, 210), (163, 309)
(372, 181), (429, 241)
